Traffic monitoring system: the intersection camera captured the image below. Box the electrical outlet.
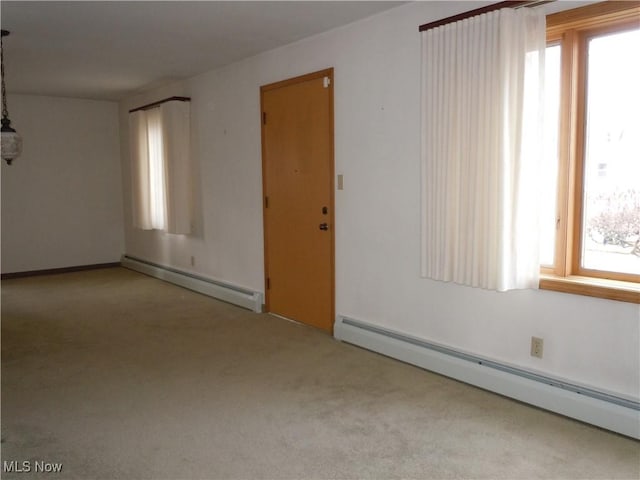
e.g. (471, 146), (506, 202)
(530, 336), (544, 359)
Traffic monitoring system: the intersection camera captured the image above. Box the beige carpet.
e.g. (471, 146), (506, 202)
(1, 267), (638, 479)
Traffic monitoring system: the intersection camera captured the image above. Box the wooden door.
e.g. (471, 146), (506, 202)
(261, 69), (334, 333)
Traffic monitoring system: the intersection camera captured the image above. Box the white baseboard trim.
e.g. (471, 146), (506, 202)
(121, 255), (263, 313)
(334, 315), (640, 439)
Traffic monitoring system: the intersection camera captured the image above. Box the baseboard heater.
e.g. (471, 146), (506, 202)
(121, 255), (263, 313)
(334, 315), (640, 439)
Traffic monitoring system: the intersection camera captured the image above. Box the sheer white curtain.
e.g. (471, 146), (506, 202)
(129, 100), (191, 234)
(420, 7), (546, 291)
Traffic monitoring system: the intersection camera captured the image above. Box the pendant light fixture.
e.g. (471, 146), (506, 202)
(1, 29), (22, 165)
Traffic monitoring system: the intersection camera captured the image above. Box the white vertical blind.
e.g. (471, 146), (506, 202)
(129, 110), (152, 230)
(128, 100), (191, 234)
(146, 107), (167, 231)
(420, 7), (546, 291)
(161, 101), (191, 235)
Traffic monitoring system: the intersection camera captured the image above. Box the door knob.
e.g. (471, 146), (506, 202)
(319, 223), (329, 231)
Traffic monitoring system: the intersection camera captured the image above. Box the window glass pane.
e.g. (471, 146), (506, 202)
(582, 28), (640, 275)
(540, 44), (561, 267)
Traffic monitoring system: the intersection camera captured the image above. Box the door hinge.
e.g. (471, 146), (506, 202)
(323, 76), (331, 88)
(262, 112), (267, 125)
(265, 196), (269, 208)
(266, 277), (270, 289)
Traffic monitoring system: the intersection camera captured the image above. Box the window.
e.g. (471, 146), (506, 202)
(129, 98), (192, 235)
(540, 2), (640, 303)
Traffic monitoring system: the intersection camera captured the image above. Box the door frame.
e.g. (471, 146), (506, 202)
(260, 68), (335, 331)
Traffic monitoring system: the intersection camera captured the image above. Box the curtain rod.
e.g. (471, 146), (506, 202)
(129, 96), (191, 114)
(418, 0), (554, 32)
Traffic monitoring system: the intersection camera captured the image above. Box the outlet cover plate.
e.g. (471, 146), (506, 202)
(531, 336), (544, 358)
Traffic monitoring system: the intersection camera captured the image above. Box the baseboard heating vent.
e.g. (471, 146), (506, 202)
(334, 315), (640, 439)
(121, 255), (263, 313)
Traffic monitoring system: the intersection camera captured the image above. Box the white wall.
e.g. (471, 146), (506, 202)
(119, 2), (640, 400)
(1, 94), (124, 273)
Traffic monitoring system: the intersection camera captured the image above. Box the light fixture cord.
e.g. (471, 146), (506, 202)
(1, 33), (8, 120)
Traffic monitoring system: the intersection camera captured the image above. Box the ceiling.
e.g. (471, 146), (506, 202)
(1, 1), (405, 102)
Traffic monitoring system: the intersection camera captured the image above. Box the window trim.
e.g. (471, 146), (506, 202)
(540, 1), (640, 303)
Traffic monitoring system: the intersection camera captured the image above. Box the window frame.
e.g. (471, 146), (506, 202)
(540, 1), (640, 303)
